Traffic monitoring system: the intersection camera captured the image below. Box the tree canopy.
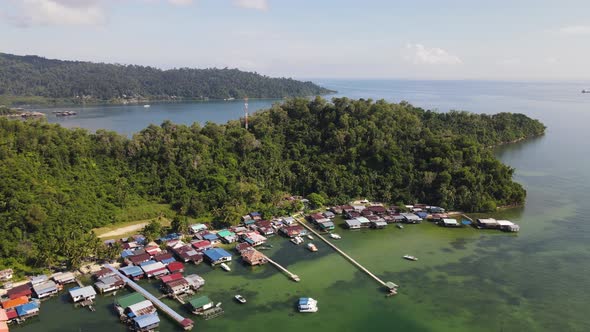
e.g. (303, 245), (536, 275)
(0, 53), (333, 104)
(0, 97), (545, 273)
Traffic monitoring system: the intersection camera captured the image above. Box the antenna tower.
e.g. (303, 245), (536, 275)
(244, 97), (249, 130)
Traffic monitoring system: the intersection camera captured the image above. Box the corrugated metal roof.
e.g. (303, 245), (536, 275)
(127, 300), (154, 314)
(15, 302), (38, 317)
(116, 292), (146, 308)
(203, 248), (231, 261)
(1, 296), (28, 309)
(133, 313), (160, 328)
(32, 281), (57, 294)
(69, 286), (96, 299)
(189, 296), (211, 309)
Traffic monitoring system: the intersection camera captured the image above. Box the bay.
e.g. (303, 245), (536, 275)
(16, 80), (590, 331)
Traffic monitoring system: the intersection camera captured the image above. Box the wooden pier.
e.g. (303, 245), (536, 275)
(104, 264), (194, 330)
(295, 216), (398, 291)
(262, 255), (300, 282)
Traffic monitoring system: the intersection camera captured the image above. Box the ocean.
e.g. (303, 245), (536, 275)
(17, 79), (590, 331)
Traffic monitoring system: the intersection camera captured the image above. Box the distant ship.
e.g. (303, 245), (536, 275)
(582, 89), (589, 94)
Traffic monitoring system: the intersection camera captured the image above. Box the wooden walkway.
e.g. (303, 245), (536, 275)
(263, 255), (300, 282)
(295, 216), (398, 290)
(104, 264), (194, 330)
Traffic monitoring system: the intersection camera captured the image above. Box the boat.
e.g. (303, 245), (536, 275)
(143, 104), (151, 108)
(307, 243), (318, 252)
(290, 236), (304, 245)
(298, 297), (318, 313)
(307, 234), (314, 240)
(220, 263), (231, 271)
(403, 255), (418, 261)
(396, 224), (404, 229)
(329, 233), (341, 239)
(53, 111), (77, 116)
(582, 89), (589, 93)
(234, 295), (246, 304)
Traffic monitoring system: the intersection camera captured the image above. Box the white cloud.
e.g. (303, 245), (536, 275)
(559, 25), (590, 35)
(5, 0), (105, 26)
(404, 43), (462, 65)
(233, 0), (268, 11)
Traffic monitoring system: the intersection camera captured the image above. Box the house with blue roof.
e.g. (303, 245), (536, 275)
(132, 313), (160, 331)
(15, 302), (39, 318)
(203, 248), (232, 265)
(202, 233), (221, 245)
(120, 265), (144, 280)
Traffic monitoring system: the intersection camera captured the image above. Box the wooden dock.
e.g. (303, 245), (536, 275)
(263, 255), (300, 282)
(295, 216), (398, 290)
(104, 264), (194, 330)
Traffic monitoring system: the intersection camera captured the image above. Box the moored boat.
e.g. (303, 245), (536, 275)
(403, 255), (418, 261)
(307, 234), (314, 240)
(234, 294), (246, 304)
(307, 243), (318, 252)
(329, 233), (341, 239)
(220, 263), (231, 271)
(298, 297), (318, 313)
(143, 104), (151, 108)
(290, 236), (304, 245)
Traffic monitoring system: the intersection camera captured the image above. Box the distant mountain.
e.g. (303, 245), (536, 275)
(0, 53), (334, 104)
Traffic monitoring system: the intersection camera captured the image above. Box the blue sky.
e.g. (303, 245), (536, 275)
(1, 0), (589, 80)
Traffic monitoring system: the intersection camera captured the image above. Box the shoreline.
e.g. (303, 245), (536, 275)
(1, 93), (335, 110)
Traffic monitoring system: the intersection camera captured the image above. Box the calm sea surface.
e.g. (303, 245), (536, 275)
(19, 80), (590, 331)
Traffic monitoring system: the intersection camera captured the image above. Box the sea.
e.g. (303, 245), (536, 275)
(18, 80), (590, 332)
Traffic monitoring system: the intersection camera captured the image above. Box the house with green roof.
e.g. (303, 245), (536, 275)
(188, 295), (213, 313)
(216, 230), (237, 243)
(115, 292), (146, 310)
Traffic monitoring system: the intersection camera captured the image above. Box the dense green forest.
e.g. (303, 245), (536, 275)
(0, 97), (545, 272)
(0, 53), (333, 105)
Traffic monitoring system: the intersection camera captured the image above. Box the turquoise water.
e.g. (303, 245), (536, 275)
(15, 80), (590, 331)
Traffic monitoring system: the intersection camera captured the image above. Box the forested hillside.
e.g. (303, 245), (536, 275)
(0, 97), (545, 272)
(0, 53), (332, 104)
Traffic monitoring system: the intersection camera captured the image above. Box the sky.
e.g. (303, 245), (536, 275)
(0, 0), (589, 80)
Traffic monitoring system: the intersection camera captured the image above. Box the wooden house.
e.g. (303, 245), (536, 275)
(241, 249), (268, 266)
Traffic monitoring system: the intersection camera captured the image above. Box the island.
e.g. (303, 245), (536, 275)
(0, 53), (334, 106)
(0, 97), (545, 274)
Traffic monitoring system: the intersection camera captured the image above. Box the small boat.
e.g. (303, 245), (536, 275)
(582, 89), (589, 93)
(396, 224), (404, 229)
(290, 236), (304, 245)
(307, 234), (314, 240)
(220, 263), (231, 271)
(143, 104), (151, 108)
(234, 295), (246, 304)
(298, 297), (318, 313)
(307, 243), (318, 252)
(329, 233), (341, 239)
(403, 255), (418, 261)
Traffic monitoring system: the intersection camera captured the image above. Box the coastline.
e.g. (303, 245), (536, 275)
(1, 93), (336, 109)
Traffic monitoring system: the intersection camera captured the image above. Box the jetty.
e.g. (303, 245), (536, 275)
(104, 264), (194, 330)
(295, 216), (398, 291)
(263, 255), (300, 282)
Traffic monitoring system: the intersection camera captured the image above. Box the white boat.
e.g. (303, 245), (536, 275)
(307, 234), (314, 240)
(143, 104), (151, 108)
(298, 297), (318, 313)
(234, 295), (246, 304)
(220, 263), (231, 271)
(403, 255), (418, 261)
(329, 233), (341, 239)
(290, 236), (304, 245)
(307, 243), (318, 252)
(396, 224), (404, 229)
